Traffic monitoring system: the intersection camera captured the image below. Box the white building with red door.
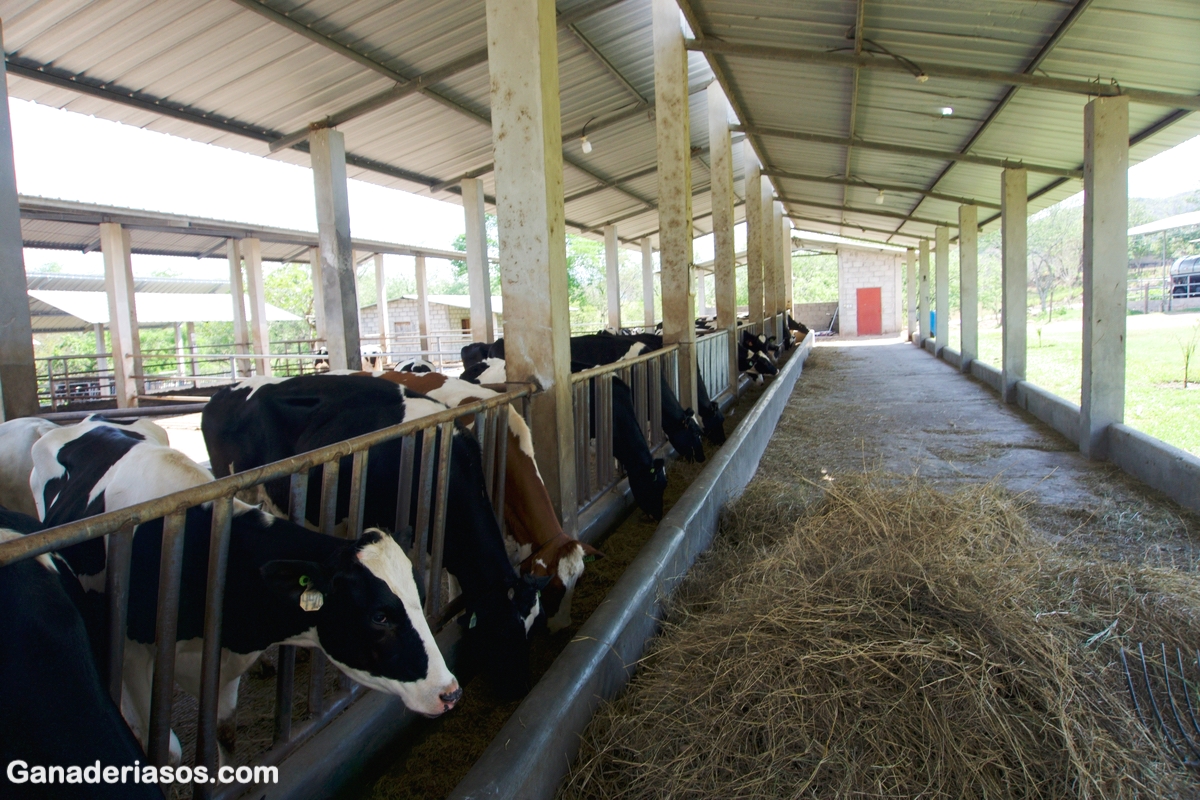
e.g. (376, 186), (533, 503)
(837, 246), (904, 337)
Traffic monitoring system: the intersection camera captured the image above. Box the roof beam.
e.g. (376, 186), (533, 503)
(566, 24), (649, 108)
(779, 194), (956, 229)
(890, 0), (1095, 241)
(686, 37), (1200, 112)
(253, 0), (635, 151)
(842, 0), (866, 223)
(784, 213), (922, 242)
(737, 123), (1082, 178)
(763, 168), (1000, 209)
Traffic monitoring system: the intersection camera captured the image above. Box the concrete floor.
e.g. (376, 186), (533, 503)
(774, 335), (1199, 565)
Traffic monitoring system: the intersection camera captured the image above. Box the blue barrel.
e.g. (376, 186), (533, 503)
(930, 310), (936, 332)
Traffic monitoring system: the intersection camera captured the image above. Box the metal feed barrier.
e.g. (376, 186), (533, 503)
(695, 329), (732, 405)
(571, 346), (677, 515)
(0, 385), (532, 799)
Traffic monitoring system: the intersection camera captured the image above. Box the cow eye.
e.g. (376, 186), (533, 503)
(371, 610), (389, 625)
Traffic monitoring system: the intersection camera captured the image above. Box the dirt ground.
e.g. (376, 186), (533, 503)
(755, 338), (1200, 568)
(352, 363), (779, 800)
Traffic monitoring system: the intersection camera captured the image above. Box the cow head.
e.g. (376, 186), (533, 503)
(701, 405), (727, 446)
(518, 536), (604, 633)
(456, 570), (541, 700)
(667, 409), (706, 463)
(261, 528), (460, 718)
(627, 457), (667, 520)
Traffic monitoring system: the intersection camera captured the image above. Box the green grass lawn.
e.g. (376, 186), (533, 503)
(976, 311), (1200, 456)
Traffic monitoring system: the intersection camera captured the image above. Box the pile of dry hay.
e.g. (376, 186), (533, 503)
(562, 474), (1200, 799)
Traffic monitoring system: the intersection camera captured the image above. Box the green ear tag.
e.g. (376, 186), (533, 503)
(299, 575), (311, 587)
(583, 555), (596, 563)
(469, 613), (478, 629)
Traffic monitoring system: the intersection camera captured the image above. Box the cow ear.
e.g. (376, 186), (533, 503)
(391, 525), (416, 553)
(580, 542), (605, 563)
(261, 560), (327, 610)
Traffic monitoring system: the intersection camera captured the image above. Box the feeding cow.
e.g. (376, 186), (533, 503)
(29, 419), (459, 766)
(786, 313), (811, 345)
(458, 357), (668, 520)
(201, 374), (540, 697)
(739, 331), (779, 384)
(0, 508), (166, 800)
(375, 370), (603, 633)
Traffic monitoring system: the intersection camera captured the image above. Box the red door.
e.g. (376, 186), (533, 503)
(856, 287), (882, 336)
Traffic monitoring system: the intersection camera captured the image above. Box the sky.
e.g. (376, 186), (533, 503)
(12, 97), (1200, 278)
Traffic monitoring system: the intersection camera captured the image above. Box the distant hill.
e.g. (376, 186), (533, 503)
(1130, 190), (1200, 227)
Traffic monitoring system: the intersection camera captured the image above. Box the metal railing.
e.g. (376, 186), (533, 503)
(695, 329), (732, 404)
(737, 312), (787, 346)
(570, 346), (677, 514)
(0, 385), (532, 799)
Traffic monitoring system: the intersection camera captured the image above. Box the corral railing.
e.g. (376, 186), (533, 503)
(0, 385), (532, 799)
(571, 346), (677, 515)
(695, 329), (732, 405)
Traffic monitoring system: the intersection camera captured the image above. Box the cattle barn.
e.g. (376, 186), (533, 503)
(1, 1), (1200, 800)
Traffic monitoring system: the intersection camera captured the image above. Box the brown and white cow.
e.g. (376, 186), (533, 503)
(375, 370), (602, 632)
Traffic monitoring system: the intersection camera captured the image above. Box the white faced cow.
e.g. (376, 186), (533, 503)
(29, 419), (458, 767)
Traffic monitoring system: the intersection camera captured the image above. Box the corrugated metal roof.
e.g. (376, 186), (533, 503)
(1, 0), (1197, 251)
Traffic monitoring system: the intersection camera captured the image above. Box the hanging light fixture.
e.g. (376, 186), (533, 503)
(876, 189), (885, 205)
(580, 116), (597, 154)
(940, 106), (954, 116)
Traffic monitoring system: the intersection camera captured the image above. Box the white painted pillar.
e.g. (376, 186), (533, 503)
(374, 253), (390, 350)
(243, 237), (272, 377)
(310, 128), (360, 371)
(605, 224), (621, 330)
(1001, 167), (1028, 403)
(695, 271), (707, 316)
(761, 182), (777, 323)
(486, 0), (577, 529)
(906, 247), (916, 340)
(708, 80), (738, 396)
(94, 323), (109, 395)
(415, 255), (430, 353)
(641, 238), (655, 328)
(121, 228), (145, 397)
(462, 177), (495, 343)
(309, 246), (325, 342)
(918, 238), (930, 345)
(959, 205), (978, 372)
(773, 200), (786, 318)
(227, 239), (250, 376)
(653, 0), (696, 412)
(100, 223), (138, 408)
(186, 322), (197, 378)
(935, 225), (949, 354)
(744, 141), (764, 326)
(1080, 96), (1130, 460)
(0, 21), (36, 419)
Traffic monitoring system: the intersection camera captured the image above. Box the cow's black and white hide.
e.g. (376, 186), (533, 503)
(202, 374), (539, 699)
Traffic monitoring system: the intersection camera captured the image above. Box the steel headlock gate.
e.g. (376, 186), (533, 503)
(0, 385), (532, 799)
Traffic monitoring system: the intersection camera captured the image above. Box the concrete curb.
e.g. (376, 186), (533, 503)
(449, 332), (813, 800)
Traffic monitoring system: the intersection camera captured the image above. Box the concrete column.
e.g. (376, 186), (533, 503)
(0, 21), (36, 419)
(100, 222), (138, 408)
(959, 205), (978, 372)
(935, 225), (949, 354)
(227, 239), (250, 376)
(695, 271), (707, 316)
(486, 0), (577, 530)
(373, 254), (390, 350)
(309, 246), (325, 342)
(641, 238), (655, 328)
(462, 177), (495, 343)
(173, 322), (185, 375)
(773, 200), (786, 317)
(1001, 167), (1028, 403)
(761, 182), (777, 322)
(243, 237), (272, 377)
(1080, 96), (1130, 460)
(121, 229), (144, 396)
(186, 321), (197, 378)
(310, 127), (360, 371)
(906, 248), (916, 340)
(653, 0), (696, 412)
(744, 140), (764, 325)
(604, 224), (621, 330)
(93, 323), (109, 395)
(415, 255), (430, 353)
(707, 80), (738, 396)
(917, 239), (930, 345)
(781, 215), (793, 313)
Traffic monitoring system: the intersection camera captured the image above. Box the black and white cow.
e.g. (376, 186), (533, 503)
(29, 420), (459, 765)
(0, 508), (166, 800)
(0, 417), (59, 518)
(201, 374), (540, 699)
(786, 313), (811, 344)
(458, 358), (668, 520)
(739, 331), (779, 384)
(595, 331), (727, 447)
(394, 357), (436, 374)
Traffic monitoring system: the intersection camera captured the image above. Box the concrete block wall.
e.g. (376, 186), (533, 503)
(793, 301), (838, 333)
(837, 247), (903, 336)
(359, 298), (483, 339)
